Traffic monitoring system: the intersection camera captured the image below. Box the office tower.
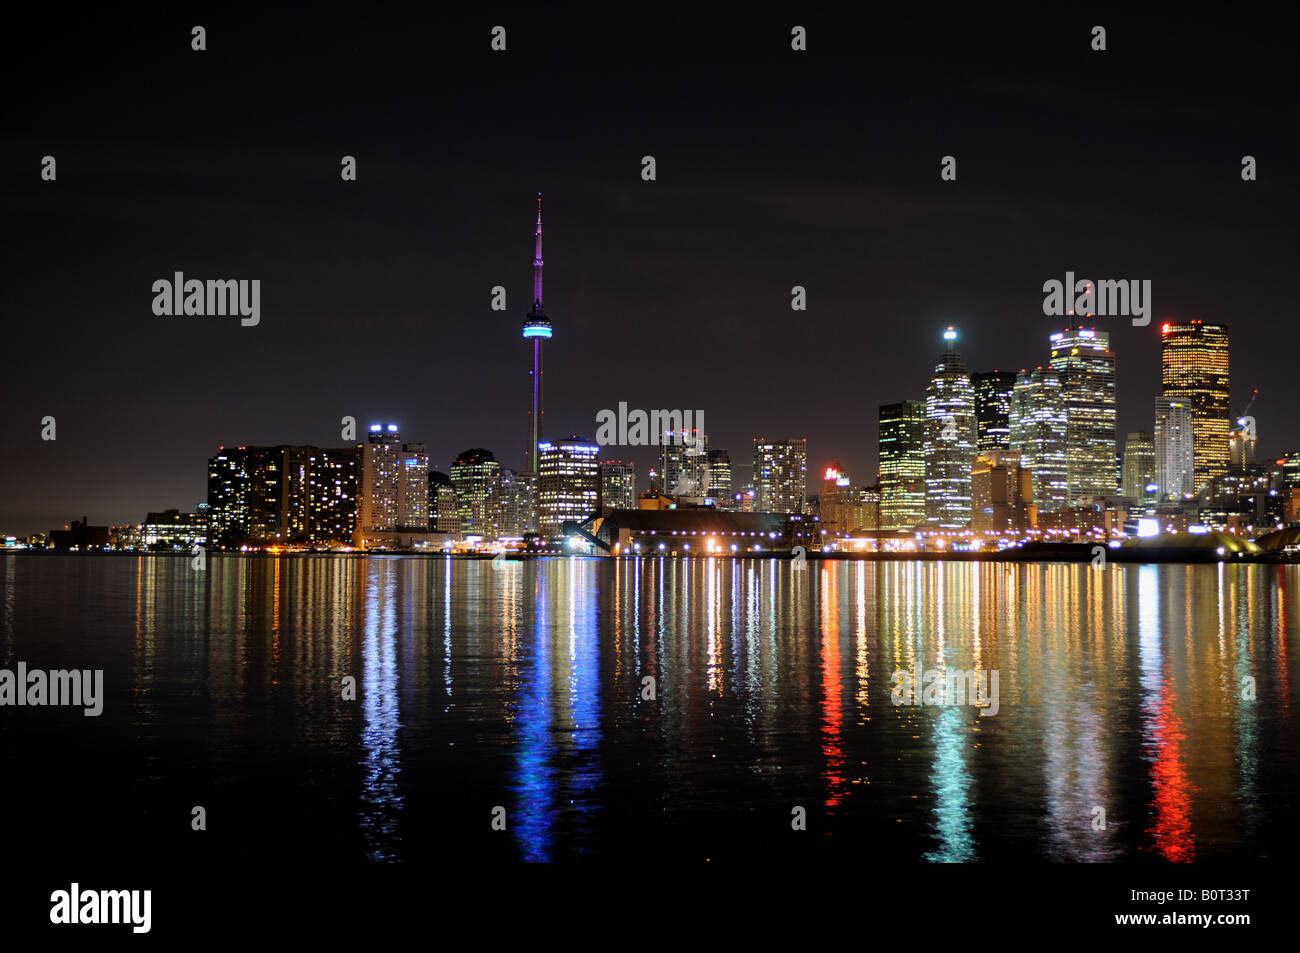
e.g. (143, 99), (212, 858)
(428, 471), (460, 534)
(1048, 327), (1117, 505)
(1155, 397), (1195, 500)
(537, 437), (601, 537)
(706, 449), (731, 501)
(971, 450), (1035, 534)
(306, 447), (358, 545)
(1120, 431), (1156, 500)
(752, 438), (808, 514)
(973, 371), (1016, 452)
(600, 460), (638, 510)
(450, 448), (501, 536)
(661, 429), (708, 497)
(878, 400), (927, 530)
(924, 328), (977, 529)
(1010, 367), (1069, 514)
(522, 193), (553, 478)
(1161, 321), (1230, 492)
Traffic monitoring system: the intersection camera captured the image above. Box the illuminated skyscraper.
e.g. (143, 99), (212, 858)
(306, 447), (358, 545)
(1120, 431), (1156, 500)
(1155, 397), (1195, 500)
(924, 328), (976, 529)
(207, 446), (287, 547)
(209, 444), (357, 548)
(973, 371), (1016, 452)
(877, 400), (926, 530)
(537, 437), (601, 537)
(1010, 367), (1069, 514)
(1160, 321), (1230, 492)
(1048, 326), (1117, 505)
(522, 193), (552, 478)
(753, 438), (807, 514)
(706, 449), (732, 501)
(600, 460), (638, 510)
(450, 448), (501, 536)
(661, 429), (708, 498)
(355, 424), (428, 545)
(487, 466), (535, 537)
(428, 470), (460, 534)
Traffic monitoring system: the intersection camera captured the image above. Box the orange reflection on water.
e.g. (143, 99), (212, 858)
(820, 566), (845, 810)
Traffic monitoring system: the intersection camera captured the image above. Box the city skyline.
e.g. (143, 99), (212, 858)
(4, 13), (1296, 537)
(3, 8), (1296, 923)
(8, 312), (1286, 540)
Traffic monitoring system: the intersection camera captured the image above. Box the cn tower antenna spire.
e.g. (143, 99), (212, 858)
(522, 192), (553, 478)
(532, 192), (544, 312)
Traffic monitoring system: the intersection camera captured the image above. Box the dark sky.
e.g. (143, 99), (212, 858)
(3, 8), (1297, 535)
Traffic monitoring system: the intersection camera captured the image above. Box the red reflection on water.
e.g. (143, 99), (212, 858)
(1144, 676), (1195, 862)
(820, 568), (845, 809)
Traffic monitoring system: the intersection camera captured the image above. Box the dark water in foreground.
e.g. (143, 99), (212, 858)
(2, 554), (1297, 864)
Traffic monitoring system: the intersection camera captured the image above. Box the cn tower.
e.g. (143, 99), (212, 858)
(522, 193), (552, 477)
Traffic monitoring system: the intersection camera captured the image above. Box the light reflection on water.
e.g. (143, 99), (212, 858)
(2, 554), (1296, 862)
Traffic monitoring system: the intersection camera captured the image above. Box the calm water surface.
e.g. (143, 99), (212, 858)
(2, 554), (1296, 864)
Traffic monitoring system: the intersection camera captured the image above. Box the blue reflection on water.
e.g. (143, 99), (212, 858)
(359, 560), (402, 861)
(512, 573), (554, 861)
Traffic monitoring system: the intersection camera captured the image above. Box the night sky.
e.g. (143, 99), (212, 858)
(4, 8), (1296, 535)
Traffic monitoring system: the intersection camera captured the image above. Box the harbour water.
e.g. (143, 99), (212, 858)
(2, 554), (1296, 864)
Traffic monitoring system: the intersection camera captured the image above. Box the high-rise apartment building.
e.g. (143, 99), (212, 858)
(208, 444), (358, 548)
(661, 430), (708, 498)
(355, 425), (428, 546)
(752, 438), (807, 515)
(306, 447), (359, 545)
(600, 460), (638, 510)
